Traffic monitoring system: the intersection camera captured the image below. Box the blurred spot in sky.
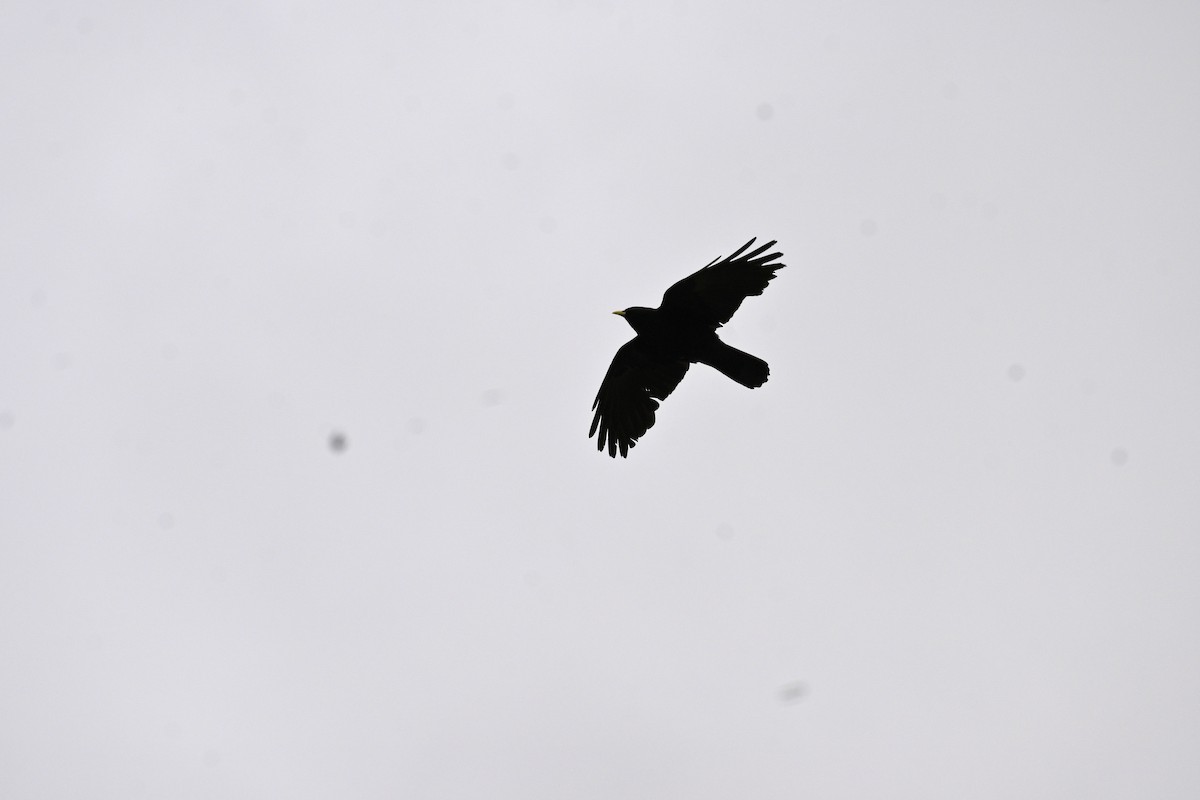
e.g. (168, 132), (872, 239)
(779, 681), (809, 705)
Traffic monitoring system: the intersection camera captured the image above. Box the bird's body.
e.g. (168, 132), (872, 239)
(590, 238), (786, 457)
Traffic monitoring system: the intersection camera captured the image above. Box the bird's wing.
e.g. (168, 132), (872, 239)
(590, 338), (690, 458)
(660, 238), (786, 327)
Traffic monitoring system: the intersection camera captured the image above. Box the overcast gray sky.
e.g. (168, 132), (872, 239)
(2, 1), (1199, 797)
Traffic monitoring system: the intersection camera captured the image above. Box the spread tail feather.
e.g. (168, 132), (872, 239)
(701, 341), (769, 388)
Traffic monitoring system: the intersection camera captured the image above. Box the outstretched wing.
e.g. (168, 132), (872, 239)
(660, 238), (786, 327)
(589, 338), (690, 458)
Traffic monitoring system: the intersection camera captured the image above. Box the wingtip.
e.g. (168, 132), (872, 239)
(726, 238), (757, 261)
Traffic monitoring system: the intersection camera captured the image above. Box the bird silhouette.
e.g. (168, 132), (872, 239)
(590, 238), (786, 457)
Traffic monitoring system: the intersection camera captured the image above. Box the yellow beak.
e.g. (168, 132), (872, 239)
(612, 310), (625, 317)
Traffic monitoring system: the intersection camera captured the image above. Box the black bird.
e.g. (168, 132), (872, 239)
(590, 238), (786, 457)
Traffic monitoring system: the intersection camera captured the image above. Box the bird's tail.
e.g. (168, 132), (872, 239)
(701, 341), (769, 388)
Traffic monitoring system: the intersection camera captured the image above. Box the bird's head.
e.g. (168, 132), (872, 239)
(612, 307), (655, 334)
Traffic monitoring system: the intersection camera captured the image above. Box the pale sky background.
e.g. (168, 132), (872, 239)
(2, 1), (1199, 797)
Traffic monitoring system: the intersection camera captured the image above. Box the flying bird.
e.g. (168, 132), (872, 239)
(590, 238), (786, 457)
